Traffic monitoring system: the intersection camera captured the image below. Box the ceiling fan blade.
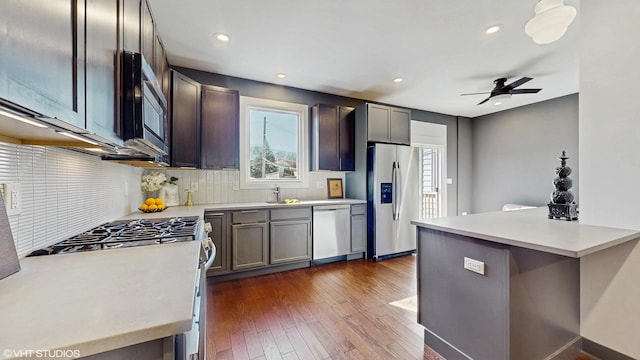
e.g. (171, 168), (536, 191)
(505, 77), (533, 89)
(477, 96), (492, 105)
(460, 92), (491, 96)
(510, 88), (541, 94)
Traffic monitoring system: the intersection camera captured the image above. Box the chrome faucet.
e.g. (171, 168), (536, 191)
(273, 185), (281, 202)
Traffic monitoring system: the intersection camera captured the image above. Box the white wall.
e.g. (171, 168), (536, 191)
(0, 142), (144, 257)
(579, 1), (640, 357)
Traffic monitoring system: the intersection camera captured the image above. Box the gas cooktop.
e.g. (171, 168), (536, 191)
(28, 216), (201, 256)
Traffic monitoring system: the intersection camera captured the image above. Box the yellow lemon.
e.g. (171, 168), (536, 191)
(145, 197), (156, 206)
(148, 204), (158, 211)
(154, 198), (164, 205)
(139, 203), (149, 211)
(157, 204), (165, 210)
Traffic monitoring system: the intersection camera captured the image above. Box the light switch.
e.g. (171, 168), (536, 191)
(464, 257), (485, 275)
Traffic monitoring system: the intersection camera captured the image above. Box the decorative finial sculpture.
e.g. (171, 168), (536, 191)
(548, 150), (578, 221)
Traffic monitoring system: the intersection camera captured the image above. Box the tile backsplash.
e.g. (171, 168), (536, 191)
(147, 169), (346, 206)
(0, 142), (144, 257)
(0, 141), (347, 257)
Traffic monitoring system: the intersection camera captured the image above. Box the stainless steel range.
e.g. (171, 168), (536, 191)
(28, 215), (215, 360)
(28, 216), (202, 256)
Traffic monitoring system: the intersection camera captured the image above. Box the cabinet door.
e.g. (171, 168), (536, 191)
(201, 85), (239, 169)
(121, 0), (140, 52)
(390, 108), (411, 145)
(366, 104), (390, 142)
(270, 220), (311, 264)
(350, 212), (366, 253)
(311, 104), (339, 171)
(338, 106), (355, 171)
(205, 212), (228, 274)
(85, 0), (120, 144)
(0, 0), (85, 128)
(140, 0), (154, 67)
(232, 223), (268, 270)
(170, 70), (201, 168)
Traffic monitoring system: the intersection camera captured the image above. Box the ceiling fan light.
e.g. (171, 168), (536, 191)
(493, 94), (512, 106)
(525, 0), (576, 44)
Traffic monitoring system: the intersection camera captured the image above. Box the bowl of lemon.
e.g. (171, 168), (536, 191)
(139, 197), (166, 213)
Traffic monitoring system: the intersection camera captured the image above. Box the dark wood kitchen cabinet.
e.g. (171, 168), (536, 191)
(0, 0), (85, 128)
(140, 0), (154, 69)
(170, 70), (201, 168)
(201, 85), (240, 169)
(205, 211), (229, 275)
(310, 104), (355, 171)
(85, 0), (121, 144)
(121, 0), (141, 53)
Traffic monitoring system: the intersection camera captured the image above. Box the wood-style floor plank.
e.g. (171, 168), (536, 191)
(207, 255), (444, 360)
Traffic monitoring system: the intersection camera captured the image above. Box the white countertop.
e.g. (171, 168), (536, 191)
(0, 241), (201, 359)
(411, 207), (640, 258)
(120, 199), (366, 220)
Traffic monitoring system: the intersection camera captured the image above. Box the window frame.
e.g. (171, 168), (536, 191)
(239, 96), (309, 189)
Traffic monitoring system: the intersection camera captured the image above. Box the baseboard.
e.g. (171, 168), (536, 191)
(581, 338), (635, 360)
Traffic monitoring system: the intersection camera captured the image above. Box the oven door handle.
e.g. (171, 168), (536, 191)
(203, 238), (216, 270)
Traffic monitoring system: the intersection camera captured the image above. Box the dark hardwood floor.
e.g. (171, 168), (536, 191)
(206, 255), (444, 360)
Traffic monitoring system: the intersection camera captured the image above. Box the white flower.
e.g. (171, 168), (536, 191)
(141, 171), (167, 192)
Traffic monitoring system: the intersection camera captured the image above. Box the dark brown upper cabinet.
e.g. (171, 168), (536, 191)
(201, 85), (240, 169)
(0, 0), (85, 129)
(85, 0), (120, 144)
(310, 104), (355, 171)
(170, 70), (201, 168)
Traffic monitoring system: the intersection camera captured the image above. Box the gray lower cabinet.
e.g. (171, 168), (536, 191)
(204, 211), (228, 275)
(270, 220), (311, 264)
(350, 204), (366, 253)
(231, 222), (268, 270)
(270, 207), (312, 264)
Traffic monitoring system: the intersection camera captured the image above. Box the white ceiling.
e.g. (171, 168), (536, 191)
(149, 0), (579, 118)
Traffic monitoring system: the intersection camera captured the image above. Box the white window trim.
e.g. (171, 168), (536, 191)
(239, 96), (309, 189)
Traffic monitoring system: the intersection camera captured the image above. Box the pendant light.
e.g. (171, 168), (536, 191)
(525, 0), (577, 44)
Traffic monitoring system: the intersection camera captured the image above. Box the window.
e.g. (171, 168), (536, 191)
(239, 96), (308, 189)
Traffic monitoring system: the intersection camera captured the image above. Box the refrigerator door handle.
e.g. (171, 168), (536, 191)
(392, 161), (400, 221)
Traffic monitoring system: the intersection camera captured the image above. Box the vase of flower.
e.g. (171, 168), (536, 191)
(141, 171), (167, 200)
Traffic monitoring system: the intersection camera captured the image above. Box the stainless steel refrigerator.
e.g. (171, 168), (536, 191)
(367, 143), (420, 261)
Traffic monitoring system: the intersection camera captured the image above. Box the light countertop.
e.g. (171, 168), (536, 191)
(411, 207), (640, 258)
(0, 241), (201, 359)
(120, 199), (366, 220)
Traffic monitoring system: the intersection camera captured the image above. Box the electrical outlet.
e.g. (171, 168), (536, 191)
(191, 182), (199, 191)
(2, 182), (21, 215)
(464, 257), (485, 275)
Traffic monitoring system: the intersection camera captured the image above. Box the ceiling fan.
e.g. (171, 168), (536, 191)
(461, 77), (541, 105)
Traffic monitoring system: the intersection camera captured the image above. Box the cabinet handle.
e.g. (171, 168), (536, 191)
(207, 213), (225, 216)
(240, 210), (258, 214)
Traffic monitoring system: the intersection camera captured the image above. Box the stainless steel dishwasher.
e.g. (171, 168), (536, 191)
(312, 204), (351, 262)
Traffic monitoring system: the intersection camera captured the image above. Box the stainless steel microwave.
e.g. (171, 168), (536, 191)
(121, 51), (168, 158)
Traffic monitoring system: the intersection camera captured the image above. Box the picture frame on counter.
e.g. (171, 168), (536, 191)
(327, 178), (344, 199)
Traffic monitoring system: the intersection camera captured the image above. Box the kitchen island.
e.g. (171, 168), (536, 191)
(411, 207), (640, 360)
(0, 241), (201, 360)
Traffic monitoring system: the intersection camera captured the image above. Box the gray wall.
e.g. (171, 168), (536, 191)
(174, 67), (470, 217)
(457, 117), (473, 215)
(471, 94), (578, 213)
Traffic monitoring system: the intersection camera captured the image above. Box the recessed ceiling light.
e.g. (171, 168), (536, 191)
(485, 25), (502, 35)
(494, 101), (503, 106)
(214, 33), (230, 42)
(276, 73), (286, 79)
(393, 77), (404, 83)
